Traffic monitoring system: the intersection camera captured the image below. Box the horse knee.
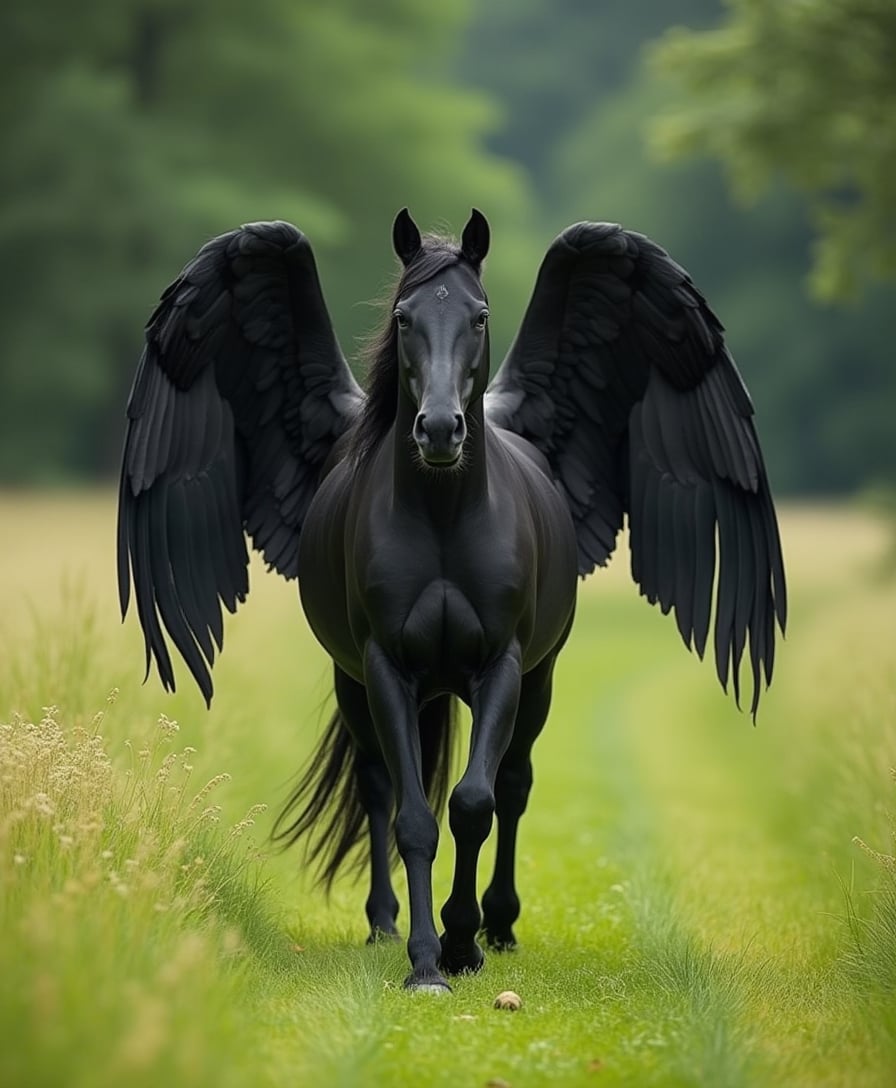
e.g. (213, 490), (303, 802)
(449, 781), (495, 843)
(395, 804), (439, 862)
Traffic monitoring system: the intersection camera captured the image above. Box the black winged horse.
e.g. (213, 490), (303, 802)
(118, 209), (786, 992)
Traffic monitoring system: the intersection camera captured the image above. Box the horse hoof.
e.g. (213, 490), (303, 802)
(483, 930), (517, 953)
(366, 926), (401, 945)
(439, 934), (485, 976)
(403, 972), (452, 994)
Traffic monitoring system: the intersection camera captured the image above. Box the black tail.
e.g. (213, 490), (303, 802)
(272, 694), (456, 890)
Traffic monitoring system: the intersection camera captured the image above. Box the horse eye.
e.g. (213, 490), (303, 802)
(394, 310), (410, 330)
(474, 310), (489, 330)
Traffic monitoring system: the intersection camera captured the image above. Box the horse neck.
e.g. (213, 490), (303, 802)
(392, 391), (488, 522)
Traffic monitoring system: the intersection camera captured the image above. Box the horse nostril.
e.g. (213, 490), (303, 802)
(413, 408), (464, 461)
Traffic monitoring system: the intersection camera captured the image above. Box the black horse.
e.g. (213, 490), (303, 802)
(118, 208), (786, 992)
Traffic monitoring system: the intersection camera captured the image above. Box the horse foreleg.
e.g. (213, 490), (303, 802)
(439, 645), (522, 976)
(364, 642), (447, 992)
(481, 654), (555, 951)
(334, 667), (400, 942)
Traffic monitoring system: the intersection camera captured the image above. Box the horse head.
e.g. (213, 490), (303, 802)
(392, 209), (491, 467)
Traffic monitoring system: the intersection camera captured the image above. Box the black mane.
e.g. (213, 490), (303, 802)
(351, 235), (477, 463)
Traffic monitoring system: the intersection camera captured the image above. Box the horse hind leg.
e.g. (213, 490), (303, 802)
(356, 756), (400, 942)
(481, 653), (555, 951)
(334, 667), (400, 943)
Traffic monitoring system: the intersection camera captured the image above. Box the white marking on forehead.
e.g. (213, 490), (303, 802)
(435, 284), (449, 301)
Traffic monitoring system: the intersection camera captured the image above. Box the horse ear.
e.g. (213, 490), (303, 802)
(461, 208), (490, 267)
(393, 208), (422, 267)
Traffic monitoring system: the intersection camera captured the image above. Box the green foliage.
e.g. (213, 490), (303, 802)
(454, 0), (719, 201)
(651, 0), (896, 301)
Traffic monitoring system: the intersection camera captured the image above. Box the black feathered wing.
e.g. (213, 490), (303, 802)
(118, 221), (363, 704)
(486, 221), (786, 715)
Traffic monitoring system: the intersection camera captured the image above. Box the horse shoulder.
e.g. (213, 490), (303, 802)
(489, 428), (575, 545)
(487, 428), (578, 663)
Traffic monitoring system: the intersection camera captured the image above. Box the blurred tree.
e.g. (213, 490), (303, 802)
(455, 0), (720, 206)
(0, 0), (534, 481)
(651, 0), (896, 301)
(457, 0), (895, 494)
(550, 70), (896, 495)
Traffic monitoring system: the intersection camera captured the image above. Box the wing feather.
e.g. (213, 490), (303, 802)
(185, 474), (225, 653)
(692, 485), (716, 660)
(166, 483), (212, 665)
(656, 478), (676, 614)
(672, 485), (695, 647)
(713, 483), (739, 695)
(747, 500), (768, 717)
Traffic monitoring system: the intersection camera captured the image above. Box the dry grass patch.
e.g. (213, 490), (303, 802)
(0, 695), (284, 1088)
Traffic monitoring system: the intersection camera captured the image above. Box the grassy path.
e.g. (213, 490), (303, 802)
(2, 496), (895, 1086)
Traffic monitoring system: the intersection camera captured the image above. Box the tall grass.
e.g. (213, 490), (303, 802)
(0, 696), (286, 1088)
(846, 771), (896, 995)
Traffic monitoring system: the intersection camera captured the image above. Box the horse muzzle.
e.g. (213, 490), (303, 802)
(413, 409), (466, 466)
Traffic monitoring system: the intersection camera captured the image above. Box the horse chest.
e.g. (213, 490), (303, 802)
(357, 530), (525, 693)
(399, 578), (486, 682)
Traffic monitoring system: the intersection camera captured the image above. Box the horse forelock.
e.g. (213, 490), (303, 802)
(350, 236), (484, 464)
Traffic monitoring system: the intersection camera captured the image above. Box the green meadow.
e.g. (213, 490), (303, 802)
(1, 492), (894, 1087)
